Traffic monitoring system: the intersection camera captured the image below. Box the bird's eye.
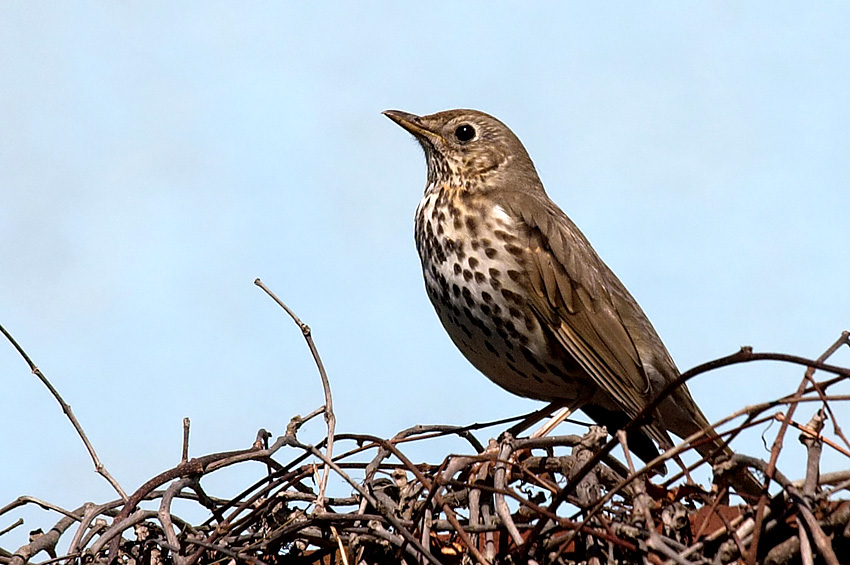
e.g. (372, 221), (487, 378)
(454, 124), (476, 142)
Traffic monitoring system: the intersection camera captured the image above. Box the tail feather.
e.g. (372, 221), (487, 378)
(585, 404), (763, 497)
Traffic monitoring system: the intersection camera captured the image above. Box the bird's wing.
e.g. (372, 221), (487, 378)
(498, 192), (671, 447)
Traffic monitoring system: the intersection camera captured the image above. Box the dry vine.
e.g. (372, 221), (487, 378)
(1, 287), (848, 564)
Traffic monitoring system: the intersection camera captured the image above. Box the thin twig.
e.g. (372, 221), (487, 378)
(0, 519), (23, 538)
(158, 478), (195, 565)
(182, 417), (190, 463)
(2, 327), (847, 564)
(0, 323), (127, 500)
(8, 509), (82, 565)
(493, 437), (524, 546)
(524, 344), (848, 559)
(748, 337), (844, 565)
(255, 278), (336, 511)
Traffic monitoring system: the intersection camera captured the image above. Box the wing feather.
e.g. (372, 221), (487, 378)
(498, 192), (673, 447)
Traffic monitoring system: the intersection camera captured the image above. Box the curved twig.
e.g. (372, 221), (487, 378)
(255, 279), (336, 511)
(0, 323), (127, 500)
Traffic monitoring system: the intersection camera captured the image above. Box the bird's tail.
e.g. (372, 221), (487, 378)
(657, 383), (764, 498)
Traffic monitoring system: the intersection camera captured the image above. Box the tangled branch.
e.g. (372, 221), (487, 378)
(1, 294), (848, 564)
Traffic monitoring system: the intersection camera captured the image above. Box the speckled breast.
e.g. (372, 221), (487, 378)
(414, 185), (585, 402)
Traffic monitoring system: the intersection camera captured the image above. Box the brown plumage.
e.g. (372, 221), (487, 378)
(384, 108), (760, 496)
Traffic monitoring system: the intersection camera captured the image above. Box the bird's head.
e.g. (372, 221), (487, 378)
(383, 108), (542, 193)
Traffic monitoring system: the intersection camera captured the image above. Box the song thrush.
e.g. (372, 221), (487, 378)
(384, 108), (760, 495)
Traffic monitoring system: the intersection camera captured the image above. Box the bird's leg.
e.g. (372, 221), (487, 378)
(494, 400), (584, 488)
(501, 399), (583, 441)
(671, 452), (696, 486)
(617, 430), (656, 527)
(502, 400), (569, 439)
(530, 401), (583, 439)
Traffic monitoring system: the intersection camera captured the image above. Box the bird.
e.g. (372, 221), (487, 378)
(383, 108), (760, 496)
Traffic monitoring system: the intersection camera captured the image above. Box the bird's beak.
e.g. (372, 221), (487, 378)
(383, 110), (441, 141)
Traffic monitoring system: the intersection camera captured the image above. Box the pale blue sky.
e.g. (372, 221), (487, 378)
(1, 2), (848, 549)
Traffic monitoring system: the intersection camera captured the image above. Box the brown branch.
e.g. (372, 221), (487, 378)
(255, 278), (336, 511)
(748, 336), (845, 565)
(299, 442), (441, 565)
(104, 435), (290, 562)
(0, 323), (126, 500)
(8, 505), (86, 565)
(181, 417), (190, 463)
(0, 520), (23, 538)
(492, 437), (524, 546)
(3, 323), (846, 564)
(158, 478), (194, 565)
(522, 344), (847, 559)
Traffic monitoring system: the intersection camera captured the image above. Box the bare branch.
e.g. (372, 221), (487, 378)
(255, 278), (336, 511)
(0, 323), (126, 500)
(3, 319), (848, 564)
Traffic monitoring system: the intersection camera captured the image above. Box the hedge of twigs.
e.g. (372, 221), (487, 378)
(1, 281), (848, 565)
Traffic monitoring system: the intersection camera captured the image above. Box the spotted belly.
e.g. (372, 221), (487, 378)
(414, 189), (586, 402)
